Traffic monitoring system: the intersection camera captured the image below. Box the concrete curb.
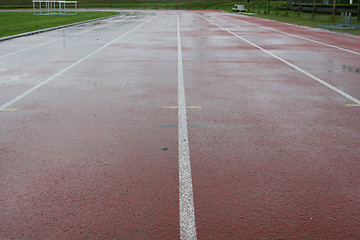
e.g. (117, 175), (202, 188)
(0, 14), (118, 42)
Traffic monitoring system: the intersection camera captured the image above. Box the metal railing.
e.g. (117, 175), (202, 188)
(32, 0), (77, 15)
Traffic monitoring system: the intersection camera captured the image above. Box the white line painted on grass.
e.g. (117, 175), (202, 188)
(200, 15), (360, 105)
(222, 14), (360, 56)
(0, 15), (156, 112)
(177, 14), (197, 240)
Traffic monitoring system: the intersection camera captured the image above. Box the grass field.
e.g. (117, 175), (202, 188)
(0, 11), (121, 38)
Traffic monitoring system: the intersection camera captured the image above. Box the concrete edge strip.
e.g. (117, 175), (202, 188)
(0, 14), (157, 111)
(177, 14), (198, 240)
(0, 14), (119, 42)
(200, 14), (360, 105)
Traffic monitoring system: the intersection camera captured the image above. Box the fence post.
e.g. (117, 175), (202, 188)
(276, 0), (279, 14)
(286, 0), (288, 16)
(358, 0), (359, 22)
(264, 0), (267, 13)
(268, 0), (271, 13)
(298, 0), (301, 16)
(332, 0), (336, 21)
(312, 0), (316, 18)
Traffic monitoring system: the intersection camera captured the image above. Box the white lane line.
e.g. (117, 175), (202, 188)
(221, 14), (360, 56)
(177, 14), (197, 240)
(0, 15), (156, 112)
(221, 11), (360, 42)
(200, 15), (360, 105)
(0, 16), (133, 60)
(0, 38), (61, 60)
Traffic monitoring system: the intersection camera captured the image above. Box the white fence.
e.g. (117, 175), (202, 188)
(33, 0), (77, 15)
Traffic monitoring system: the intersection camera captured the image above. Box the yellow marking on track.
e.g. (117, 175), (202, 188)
(2, 108), (18, 111)
(163, 106), (201, 109)
(162, 106), (178, 109)
(346, 104), (360, 107)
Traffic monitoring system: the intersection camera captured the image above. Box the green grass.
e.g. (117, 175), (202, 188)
(0, 11), (120, 38)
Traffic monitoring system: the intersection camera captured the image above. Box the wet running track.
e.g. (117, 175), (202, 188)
(1, 10), (360, 239)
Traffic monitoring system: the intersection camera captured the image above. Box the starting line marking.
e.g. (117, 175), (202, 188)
(177, 14), (197, 240)
(163, 106), (201, 109)
(200, 15), (360, 105)
(346, 104), (360, 107)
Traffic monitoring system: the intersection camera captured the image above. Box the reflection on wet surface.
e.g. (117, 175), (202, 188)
(1, 11), (360, 239)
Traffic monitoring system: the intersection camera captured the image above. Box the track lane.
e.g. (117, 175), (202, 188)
(221, 12), (360, 52)
(0, 13), (150, 105)
(0, 14), (131, 60)
(222, 13), (360, 56)
(181, 12), (360, 239)
(200, 12), (360, 104)
(1, 10), (360, 239)
(1, 12), (182, 239)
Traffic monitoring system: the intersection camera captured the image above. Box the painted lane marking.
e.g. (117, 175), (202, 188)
(2, 108), (18, 111)
(200, 15), (360, 105)
(0, 15), (157, 112)
(0, 22), (107, 60)
(163, 106), (201, 109)
(346, 104), (360, 106)
(177, 14), (197, 240)
(0, 38), (61, 60)
(222, 14), (360, 56)
(160, 125), (205, 128)
(0, 16), (132, 60)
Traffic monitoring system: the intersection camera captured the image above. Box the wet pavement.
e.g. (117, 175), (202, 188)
(1, 10), (360, 239)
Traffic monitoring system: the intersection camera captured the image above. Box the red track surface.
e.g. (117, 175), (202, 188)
(1, 10), (360, 239)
